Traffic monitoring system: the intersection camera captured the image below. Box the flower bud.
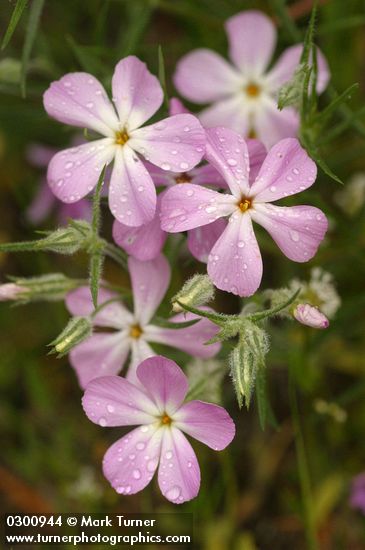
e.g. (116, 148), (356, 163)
(49, 316), (92, 356)
(293, 304), (329, 329)
(0, 283), (24, 301)
(40, 223), (92, 254)
(172, 274), (215, 313)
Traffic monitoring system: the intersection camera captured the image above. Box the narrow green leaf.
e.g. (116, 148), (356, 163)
(175, 300), (230, 326)
(247, 289), (300, 322)
(256, 367), (268, 430)
(314, 83), (359, 126)
(158, 45), (169, 110)
(301, 2), (318, 66)
(89, 166), (106, 307)
(152, 317), (200, 330)
(305, 144), (343, 184)
(1, 0), (28, 50)
(21, 0), (44, 97)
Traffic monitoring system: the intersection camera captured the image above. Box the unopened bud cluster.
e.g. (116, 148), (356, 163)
(172, 274), (215, 313)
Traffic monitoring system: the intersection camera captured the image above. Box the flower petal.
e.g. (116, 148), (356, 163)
(169, 97), (189, 115)
(246, 139), (267, 183)
(173, 49), (242, 103)
(65, 286), (133, 328)
(130, 114), (206, 173)
(129, 254), (170, 325)
(187, 219), (227, 263)
(158, 426), (200, 504)
(70, 333), (130, 389)
(43, 73), (119, 136)
(190, 163), (225, 188)
(160, 184), (236, 233)
(253, 102), (300, 149)
(205, 127), (250, 197)
(267, 44), (330, 93)
(225, 10), (276, 75)
(208, 213), (263, 297)
(174, 400), (235, 450)
(26, 180), (56, 224)
(47, 139), (115, 203)
(102, 425), (163, 496)
(82, 374), (158, 426)
(127, 339), (156, 385)
(145, 314), (221, 359)
(112, 197), (167, 261)
(199, 95), (250, 135)
(250, 138), (317, 202)
(251, 203), (328, 262)
(111, 56), (163, 131)
(137, 356), (189, 415)
(108, 146), (156, 226)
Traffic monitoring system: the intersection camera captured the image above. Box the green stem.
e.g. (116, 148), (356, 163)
(288, 370), (318, 550)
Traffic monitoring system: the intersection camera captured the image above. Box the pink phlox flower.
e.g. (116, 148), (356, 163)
(82, 355), (235, 503)
(43, 56), (206, 227)
(174, 10), (330, 148)
(26, 142), (92, 225)
(65, 254), (220, 388)
(112, 98), (266, 262)
(160, 127), (328, 297)
(293, 303), (329, 329)
(349, 473), (365, 515)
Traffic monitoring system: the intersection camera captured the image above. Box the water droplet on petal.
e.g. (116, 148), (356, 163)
(98, 417), (107, 427)
(165, 485), (181, 501)
(132, 469), (141, 480)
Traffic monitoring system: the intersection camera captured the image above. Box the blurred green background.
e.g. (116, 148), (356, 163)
(1, 0), (365, 548)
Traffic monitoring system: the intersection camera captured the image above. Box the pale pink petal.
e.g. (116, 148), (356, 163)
(225, 10), (276, 75)
(205, 127), (250, 197)
(102, 425), (163, 495)
(47, 139), (115, 203)
(111, 56), (163, 131)
(26, 180), (56, 224)
(246, 139), (267, 183)
(158, 426), (200, 504)
(43, 73), (119, 136)
(129, 255), (170, 325)
(127, 339), (156, 384)
(250, 138), (316, 202)
(65, 286), (133, 329)
(251, 203), (328, 262)
(160, 184), (236, 233)
(71, 333), (130, 389)
(187, 218), (227, 262)
(208, 213), (263, 297)
(199, 96), (250, 135)
(169, 97), (189, 115)
(27, 144), (57, 167)
(145, 315), (221, 359)
(253, 101), (300, 148)
(174, 400), (235, 450)
(130, 114), (206, 173)
(143, 161), (172, 186)
(58, 199), (92, 225)
(267, 44), (330, 93)
(108, 146), (156, 226)
(112, 196), (167, 261)
(293, 304), (329, 329)
(137, 356), (188, 415)
(173, 49), (242, 103)
(190, 164), (225, 188)
(82, 373), (158, 426)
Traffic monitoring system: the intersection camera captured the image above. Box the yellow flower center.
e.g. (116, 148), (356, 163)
(115, 129), (130, 145)
(129, 324), (143, 339)
(238, 198), (252, 213)
(161, 413), (172, 426)
(245, 83), (261, 97)
(248, 128), (257, 139)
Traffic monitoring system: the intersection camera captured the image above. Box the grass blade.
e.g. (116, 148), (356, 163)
(21, 0), (44, 97)
(1, 0), (28, 50)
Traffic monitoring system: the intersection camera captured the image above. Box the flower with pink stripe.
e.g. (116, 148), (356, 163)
(174, 10), (329, 148)
(82, 355), (235, 503)
(161, 127), (328, 297)
(66, 255), (220, 388)
(43, 56), (206, 227)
